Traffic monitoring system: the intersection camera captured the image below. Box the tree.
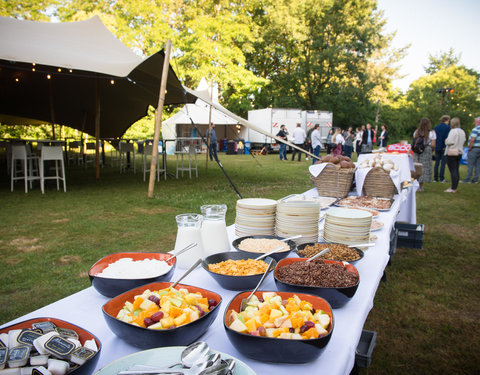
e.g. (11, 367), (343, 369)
(245, 0), (402, 127)
(424, 48), (460, 75)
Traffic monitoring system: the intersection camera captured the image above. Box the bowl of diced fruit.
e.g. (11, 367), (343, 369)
(224, 291), (334, 363)
(102, 282), (222, 349)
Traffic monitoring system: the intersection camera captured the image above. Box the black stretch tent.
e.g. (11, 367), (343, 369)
(0, 15), (196, 138)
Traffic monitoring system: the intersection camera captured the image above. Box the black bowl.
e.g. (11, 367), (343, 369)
(102, 281), (222, 349)
(89, 252), (176, 297)
(232, 235), (296, 262)
(296, 242), (364, 264)
(202, 252), (277, 290)
(274, 258), (360, 308)
(224, 290), (334, 363)
(0, 317), (101, 375)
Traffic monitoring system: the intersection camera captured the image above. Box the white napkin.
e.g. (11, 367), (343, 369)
(309, 163), (329, 178)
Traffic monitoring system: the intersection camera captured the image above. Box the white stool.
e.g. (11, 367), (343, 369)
(84, 142), (96, 168)
(176, 144), (198, 179)
(119, 142), (136, 173)
(68, 141), (83, 165)
(40, 146), (66, 193)
(143, 143), (167, 181)
(11, 145), (40, 193)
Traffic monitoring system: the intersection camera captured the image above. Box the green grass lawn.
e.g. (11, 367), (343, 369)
(0, 152), (479, 373)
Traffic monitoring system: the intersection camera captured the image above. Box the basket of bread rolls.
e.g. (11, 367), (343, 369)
(363, 167), (398, 199)
(311, 155), (356, 198)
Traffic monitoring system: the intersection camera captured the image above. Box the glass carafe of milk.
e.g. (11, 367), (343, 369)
(174, 213), (205, 269)
(201, 204), (230, 255)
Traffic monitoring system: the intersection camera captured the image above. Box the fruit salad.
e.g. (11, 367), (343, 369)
(226, 292), (331, 340)
(116, 287), (218, 329)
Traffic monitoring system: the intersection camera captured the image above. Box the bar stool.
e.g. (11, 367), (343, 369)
(11, 145), (40, 193)
(40, 146), (66, 193)
(68, 141), (83, 165)
(176, 143), (198, 179)
(119, 142), (136, 173)
(143, 143), (167, 181)
(84, 142), (96, 168)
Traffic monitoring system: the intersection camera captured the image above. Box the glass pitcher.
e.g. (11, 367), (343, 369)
(174, 213), (205, 269)
(200, 204), (230, 256)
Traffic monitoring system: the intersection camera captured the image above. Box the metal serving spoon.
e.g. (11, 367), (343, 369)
(240, 258), (275, 311)
(306, 247), (330, 262)
(168, 341), (210, 368)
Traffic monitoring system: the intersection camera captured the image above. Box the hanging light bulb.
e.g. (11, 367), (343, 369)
(110, 79), (115, 85)
(69, 69), (72, 73)
(58, 68), (62, 72)
(32, 68), (35, 72)
(47, 74), (51, 79)
(15, 78), (19, 82)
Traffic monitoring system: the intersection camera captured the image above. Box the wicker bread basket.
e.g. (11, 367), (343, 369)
(363, 167), (398, 199)
(310, 163), (355, 198)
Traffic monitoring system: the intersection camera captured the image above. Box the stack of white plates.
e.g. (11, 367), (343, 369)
(235, 198), (277, 237)
(275, 199), (321, 244)
(323, 207), (373, 247)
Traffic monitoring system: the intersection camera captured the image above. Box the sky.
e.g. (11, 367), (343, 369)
(377, 0), (480, 92)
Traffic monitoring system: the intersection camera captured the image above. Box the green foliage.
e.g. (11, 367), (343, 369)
(424, 48), (460, 75)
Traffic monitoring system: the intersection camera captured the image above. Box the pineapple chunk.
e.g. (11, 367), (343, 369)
(148, 322), (164, 330)
(229, 318), (248, 333)
(160, 317), (175, 329)
(265, 328), (276, 337)
(174, 313), (187, 326)
(124, 301), (134, 313)
(293, 295), (301, 305)
(184, 293), (199, 305)
(269, 309), (283, 320)
(262, 292), (276, 302)
(317, 314), (331, 329)
(315, 323), (328, 336)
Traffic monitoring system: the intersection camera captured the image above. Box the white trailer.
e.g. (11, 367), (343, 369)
(247, 108), (333, 149)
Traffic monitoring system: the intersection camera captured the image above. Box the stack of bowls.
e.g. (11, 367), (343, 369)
(275, 199), (321, 244)
(235, 198), (277, 237)
(323, 207), (372, 248)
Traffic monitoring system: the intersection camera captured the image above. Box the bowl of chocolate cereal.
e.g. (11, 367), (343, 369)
(274, 257), (360, 308)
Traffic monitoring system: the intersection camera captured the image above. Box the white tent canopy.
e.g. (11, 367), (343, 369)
(0, 15), (141, 77)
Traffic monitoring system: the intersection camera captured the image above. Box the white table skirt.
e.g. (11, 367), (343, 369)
(1, 187), (415, 375)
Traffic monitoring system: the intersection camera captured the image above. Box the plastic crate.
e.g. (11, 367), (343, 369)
(394, 222), (424, 249)
(355, 330), (377, 368)
(388, 227), (399, 266)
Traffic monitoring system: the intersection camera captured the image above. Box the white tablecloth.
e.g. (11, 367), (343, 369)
(357, 153), (414, 189)
(1, 187), (416, 375)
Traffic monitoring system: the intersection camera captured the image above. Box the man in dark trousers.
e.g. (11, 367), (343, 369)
(434, 115), (451, 182)
(360, 123), (374, 152)
(276, 124), (288, 160)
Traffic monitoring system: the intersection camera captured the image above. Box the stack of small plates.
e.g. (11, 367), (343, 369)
(323, 207), (373, 247)
(275, 199), (321, 244)
(235, 198), (277, 237)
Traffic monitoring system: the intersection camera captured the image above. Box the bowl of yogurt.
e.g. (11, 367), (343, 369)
(89, 252), (176, 297)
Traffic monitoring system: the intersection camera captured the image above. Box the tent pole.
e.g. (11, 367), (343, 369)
(148, 39), (172, 198)
(206, 80), (213, 169)
(49, 79), (56, 140)
(94, 77), (101, 179)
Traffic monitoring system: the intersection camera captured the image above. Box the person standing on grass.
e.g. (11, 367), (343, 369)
(461, 116), (480, 184)
(311, 124), (322, 164)
(332, 128), (344, 157)
(360, 123), (374, 152)
(413, 117), (436, 191)
(326, 128), (334, 154)
(276, 124), (289, 161)
(355, 127), (362, 156)
(291, 123), (306, 161)
(343, 127), (355, 158)
(378, 124), (389, 148)
(434, 115), (451, 182)
(206, 123), (218, 161)
(444, 117), (466, 193)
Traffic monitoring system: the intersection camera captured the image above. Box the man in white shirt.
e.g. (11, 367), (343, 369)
(311, 124), (322, 164)
(291, 123), (307, 161)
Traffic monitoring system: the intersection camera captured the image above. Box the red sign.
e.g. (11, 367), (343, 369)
(326, 122), (332, 127)
(272, 122), (278, 127)
(387, 144), (412, 154)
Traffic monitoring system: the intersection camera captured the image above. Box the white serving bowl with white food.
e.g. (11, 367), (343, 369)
(89, 252), (176, 298)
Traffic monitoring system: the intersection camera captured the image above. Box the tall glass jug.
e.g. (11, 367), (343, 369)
(174, 213), (205, 269)
(201, 204), (230, 256)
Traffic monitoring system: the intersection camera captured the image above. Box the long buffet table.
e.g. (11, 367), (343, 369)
(1, 185), (417, 374)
